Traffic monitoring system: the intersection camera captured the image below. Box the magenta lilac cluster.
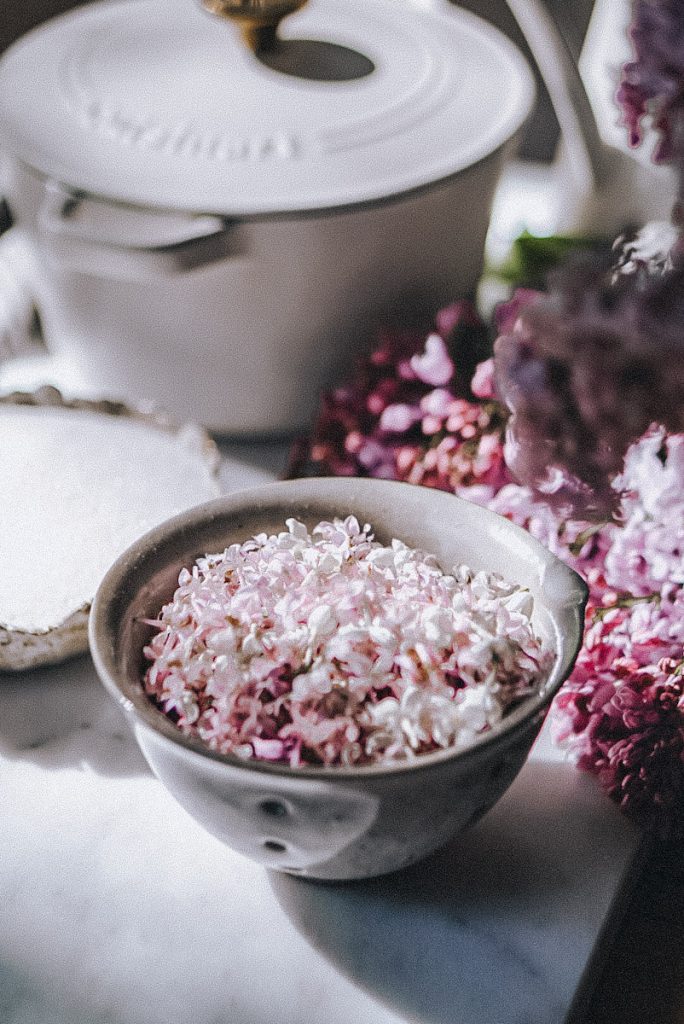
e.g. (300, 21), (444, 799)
(287, 300), (511, 506)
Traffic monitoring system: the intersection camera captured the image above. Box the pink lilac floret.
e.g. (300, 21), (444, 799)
(143, 517), (551, 768)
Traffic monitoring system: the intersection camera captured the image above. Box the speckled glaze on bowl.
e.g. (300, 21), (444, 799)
(89, 478), (587, 881)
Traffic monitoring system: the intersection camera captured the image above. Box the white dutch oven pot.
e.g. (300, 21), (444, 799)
(0, 0), (536, 433)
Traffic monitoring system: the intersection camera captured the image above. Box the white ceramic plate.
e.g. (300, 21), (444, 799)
(0, 387), (220, 670)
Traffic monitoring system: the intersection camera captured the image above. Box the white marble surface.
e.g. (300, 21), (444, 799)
(0, 444), (641, 1024)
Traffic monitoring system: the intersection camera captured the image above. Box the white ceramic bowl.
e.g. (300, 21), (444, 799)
(89, 478), (587, 880)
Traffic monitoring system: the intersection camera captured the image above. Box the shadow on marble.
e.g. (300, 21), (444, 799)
(270, 761), (636, 1024)
(0, 958), (125, 1024)
(0, 654), (149, 777)
(217, 440), (291, 492)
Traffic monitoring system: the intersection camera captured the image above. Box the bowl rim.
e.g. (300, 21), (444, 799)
(89, 477), (588, 780)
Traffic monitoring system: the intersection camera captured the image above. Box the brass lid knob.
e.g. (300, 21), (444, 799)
(202, 0), (309, 53)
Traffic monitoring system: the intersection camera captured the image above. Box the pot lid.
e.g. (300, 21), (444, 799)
(0, 0), (535, 217)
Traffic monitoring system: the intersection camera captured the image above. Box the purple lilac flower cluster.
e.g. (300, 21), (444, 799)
(617, 0), (684, 171)
(493, 265), (684, 516)
(490, 0), (684, 516)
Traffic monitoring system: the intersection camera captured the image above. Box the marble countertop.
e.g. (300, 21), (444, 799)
(0, 445), (641, 1024)
(0, 148), (650, 1020)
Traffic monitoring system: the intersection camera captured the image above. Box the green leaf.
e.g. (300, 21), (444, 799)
(491, 231), (611, 289)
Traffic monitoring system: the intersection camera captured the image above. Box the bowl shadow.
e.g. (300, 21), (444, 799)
(0, 653), (149, 777)
(269, 760), (638, 1024)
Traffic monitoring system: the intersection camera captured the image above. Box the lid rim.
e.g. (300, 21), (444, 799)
(0, 0), (536, 217)
(13, 139), (525, 223)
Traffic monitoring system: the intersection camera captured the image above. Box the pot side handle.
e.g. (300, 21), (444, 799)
(37, 181), (247, 280)
(0, 225), (44, 363)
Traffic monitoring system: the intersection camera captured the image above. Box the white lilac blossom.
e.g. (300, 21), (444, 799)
(488, 429), (684, 601)
(143, 517), (550, 767)
(605, 428), (684, 594)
